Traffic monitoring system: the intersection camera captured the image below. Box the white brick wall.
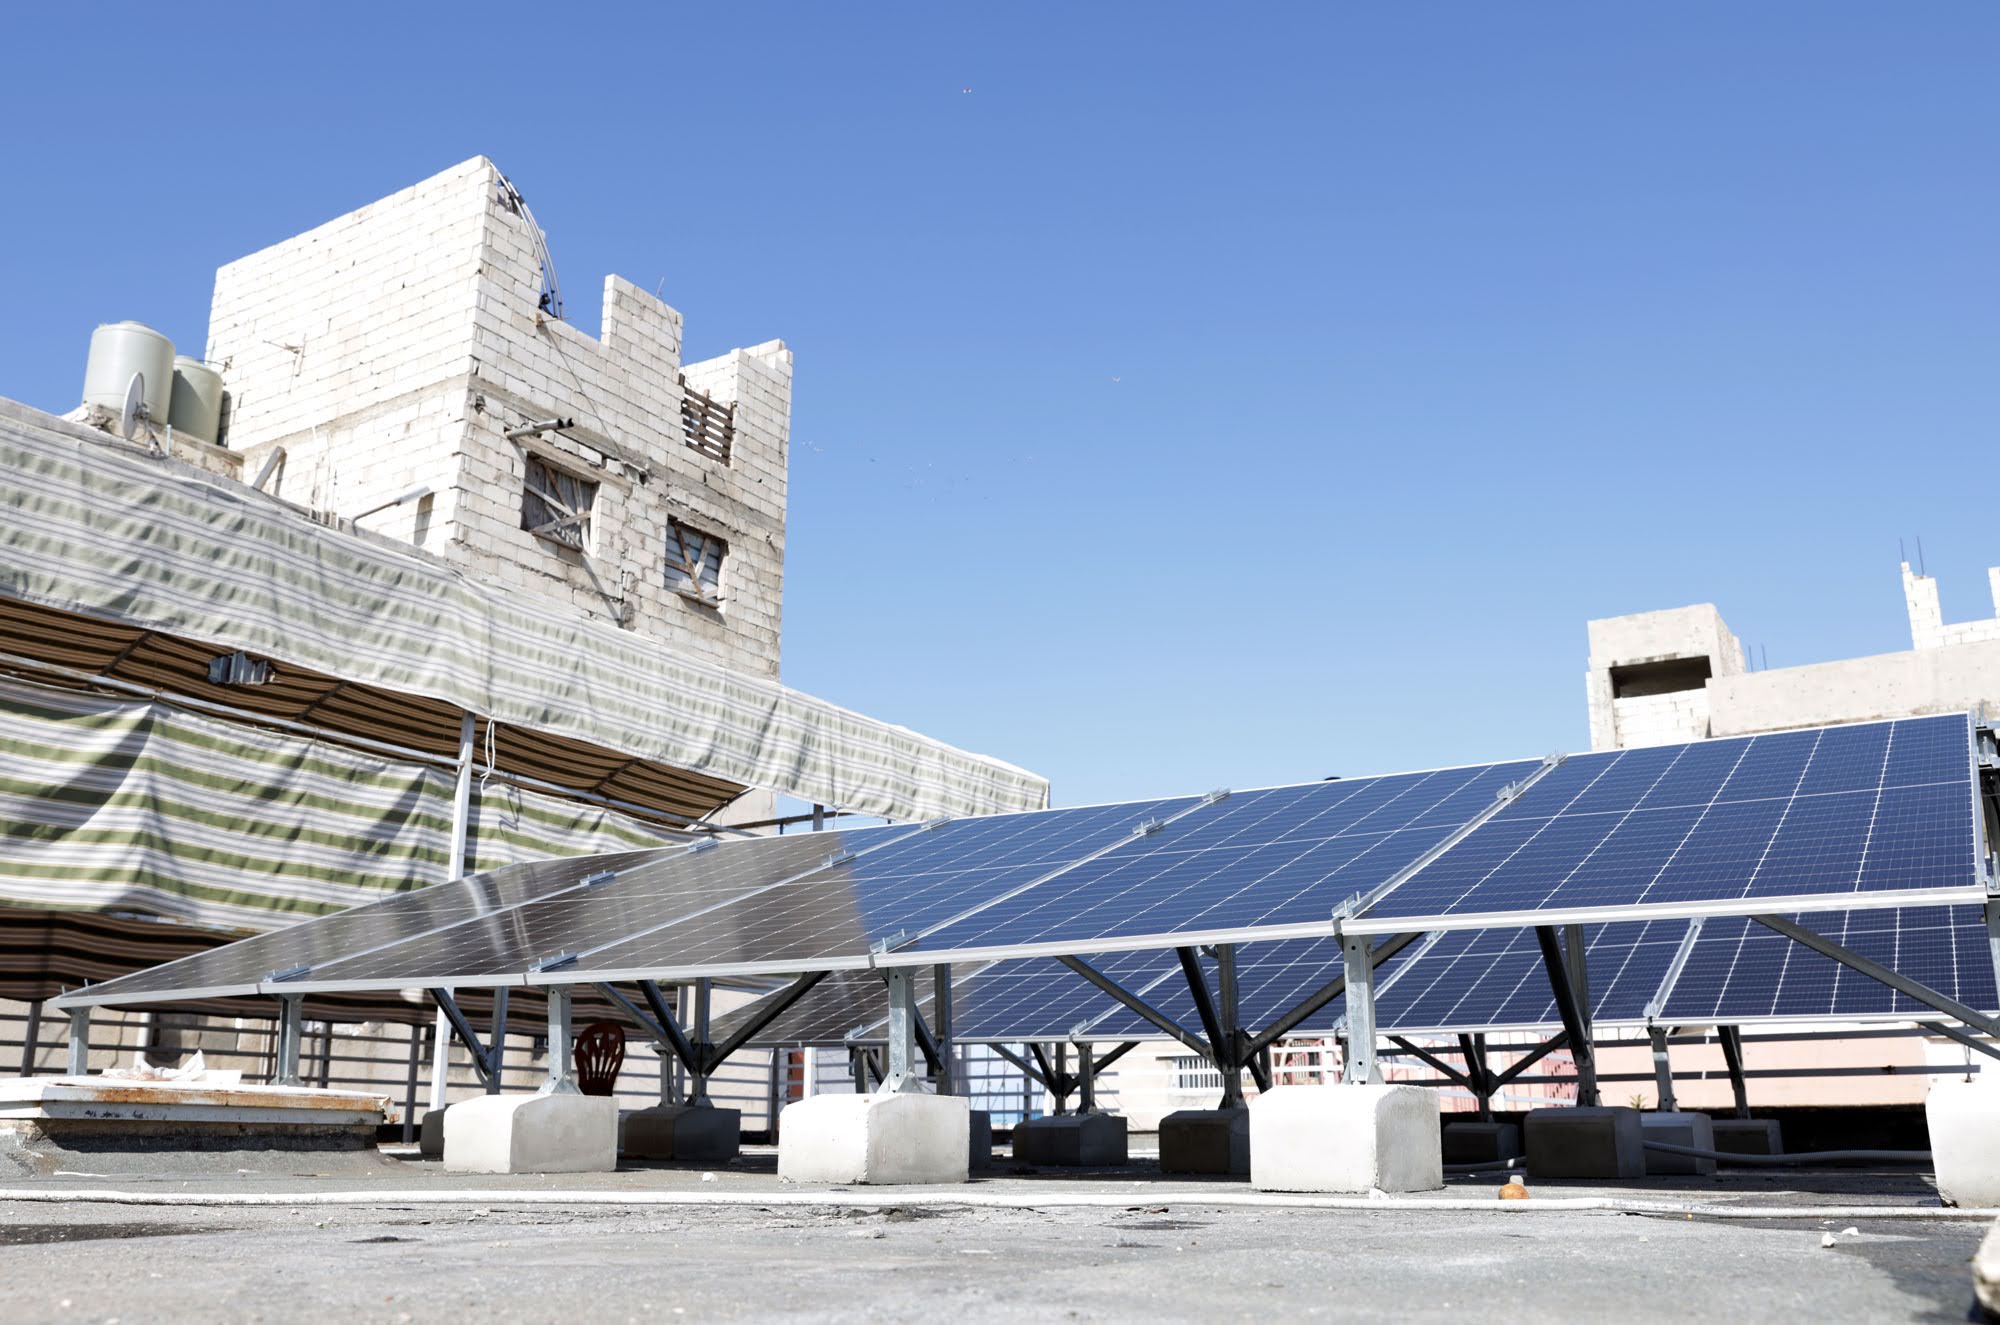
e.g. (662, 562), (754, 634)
(204, 156), (790, 678)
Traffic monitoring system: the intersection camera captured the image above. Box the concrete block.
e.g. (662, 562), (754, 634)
(418, 1105), (448, 1158)
(1927, 1077), (2000, 1208)
(1710, 1118), (1783, 1156)
(1524, 1106), (1645, 1180)
(1250, 1084), (1442, 1194)
(1640, 1111), (1717, 1176)
(777, 1091), (969, 1186)
(968, 1109), (993, 1172)
(1441, 1120), (1521, 1165)
(443, 1092), (619, 1174)
(1159, 1107), (1249, 1176)
(1012, 1113), (1128, 1167)
(620, 1104), (741, 1163)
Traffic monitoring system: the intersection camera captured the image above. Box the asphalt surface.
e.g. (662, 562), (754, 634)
(0, 1150), (1990, 1323)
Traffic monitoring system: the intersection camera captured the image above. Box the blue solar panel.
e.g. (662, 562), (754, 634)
(1661, 905), (1999, 1022)
(1364, 715), (1977, 923)
(1371, 921), (1686, 1032)
(903, 761), (1538, 957)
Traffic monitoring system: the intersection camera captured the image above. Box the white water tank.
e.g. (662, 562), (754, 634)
(82, 321), (174, 424)
(168, 356), (225, 445)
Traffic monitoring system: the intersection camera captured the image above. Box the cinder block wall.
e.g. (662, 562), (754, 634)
(204, 156), (789, 678)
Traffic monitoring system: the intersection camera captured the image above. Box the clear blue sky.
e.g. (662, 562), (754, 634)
(5, 5), (1995, 807)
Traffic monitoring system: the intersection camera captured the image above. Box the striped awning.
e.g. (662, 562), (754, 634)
(0, 399), (1048, 824)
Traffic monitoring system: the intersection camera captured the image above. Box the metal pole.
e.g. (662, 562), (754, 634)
(883, 967), (921, 1092)
(812, 803), (826, 832)
(428, 1002), (453, 1112)
(1339, 932), (1377, 1085)
(1718, 1026), (1751, 1119)
(766, 1051), (783, 1138)
(431, 712), (478, 1112)
(1077, 1042), (1096, 1113)
(1647, 1025), (1678, 1112)
(65, 1007), (90, 1077)
(402, 1021), (423, 1143)
(486, 988), (509, 1095)
(316, 1021), (334, 1088)
(274, 995), (304, 1087)
(932, 964), (955, 1096)
(690, 979), (712, 1105)
(542, 986), (577, 1094)
(18, 1000), (41, 1076)
(1216, 943), (1246, 1107)
(1535, 925), (1599, 1106)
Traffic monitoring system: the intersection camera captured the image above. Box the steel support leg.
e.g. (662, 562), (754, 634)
(932, 963), (955, 1096)
(485, 988), (509, 1095)
(274, 994), (305, 1087)
(428, 1007), (452, 1110)
(1459, 1033), (1494, 1120)
(18, 1000), (41, 1076)
(883, 966), (921, 1092)
(65, 1006), (90, 1077)
(402, 1021), (423, 1142)
(1340, 931), (1378, 1084)
(541, 985), (578, 1094)
(1717, 1025), (1751, 1119)
(1077, 1042), (1096, 1113)
(1647, 1025), (1678, 1112)
(689, 979), (712, 1105)
(1535, 925), (1599, 1106)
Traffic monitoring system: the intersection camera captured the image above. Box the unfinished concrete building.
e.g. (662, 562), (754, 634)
(0, 157), (1045, 1122)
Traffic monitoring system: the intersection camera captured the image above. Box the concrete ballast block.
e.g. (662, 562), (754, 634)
(968, 1109), (993, 1172)
(620, 1104), (741, 1163)
(1250, 1085), (1442, 1194)
(1926, 1077), (2000, 1208)
(418, 1105), (448, 1158)
(1709, 1118), (1783, 1156)
(443, 1093), (619, 1174)
(1441, 1121), (1521, 1165)
(1640, 1111), (1717, 1176)
(1524, 1106), (1645, 1180)
(777, 1091), (969, 1186)
(1974, 1217), (1999, 1320)
(1159, 1107), (1249, 1176)
(1011, 1113), (1128, 1167)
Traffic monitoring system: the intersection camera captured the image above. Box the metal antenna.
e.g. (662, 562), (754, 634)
(1917, 536), (1927, 576)
(495, 173), (564, 321)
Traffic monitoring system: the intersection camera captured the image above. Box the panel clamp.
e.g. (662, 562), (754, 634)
(268, 964), (312, 983)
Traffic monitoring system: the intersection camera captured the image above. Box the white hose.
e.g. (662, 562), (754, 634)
(1641, 1139), (1931, 1166)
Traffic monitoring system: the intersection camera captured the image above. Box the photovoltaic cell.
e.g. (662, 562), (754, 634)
(58, 846), (684, 1007)
(1661, 905), (2000, 1023)
(904, 761), (1538, 958)
(1364, 715), (1976, 923)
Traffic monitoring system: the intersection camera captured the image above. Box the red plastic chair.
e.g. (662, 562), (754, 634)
(574, 1021), (626, 1096)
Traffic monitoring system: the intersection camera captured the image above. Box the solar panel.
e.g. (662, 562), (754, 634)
(1660, 905), (2000, 1023)
(1356, 714), (1979, 930)
(552, 797), (1195, 985)
(57, 846), (684, 1007)
(706, 967), (948, 1047)
(263, 823), (917, 991)
(897, 760), (1539, 961)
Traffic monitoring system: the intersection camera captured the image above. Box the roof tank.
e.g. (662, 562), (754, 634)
(82, 321), (174, 424)
(168, 356), (225, 445)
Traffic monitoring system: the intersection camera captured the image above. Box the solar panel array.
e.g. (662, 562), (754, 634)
(1362, 714), (1978, 925)
(62, 714), (1991, 1052)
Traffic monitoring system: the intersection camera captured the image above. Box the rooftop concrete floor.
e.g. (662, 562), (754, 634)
(0, 1146), (1991, 1323)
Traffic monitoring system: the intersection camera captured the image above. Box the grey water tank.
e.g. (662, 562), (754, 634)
(82, 321), (174, 424)
(168, 356), (225, 445)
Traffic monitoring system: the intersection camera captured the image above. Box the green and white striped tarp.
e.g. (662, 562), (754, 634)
(0, 675), (680, 932)
(0, 401), (1047, 823)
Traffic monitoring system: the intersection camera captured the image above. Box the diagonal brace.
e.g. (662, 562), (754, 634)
(1387, 1035), (1472, 1091)
(1242, 931), (1425, 1059)
(1056, 955), (1209, 1056)
(1752, 913), (2000, 1038)
(429, 988), (502, 1089)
